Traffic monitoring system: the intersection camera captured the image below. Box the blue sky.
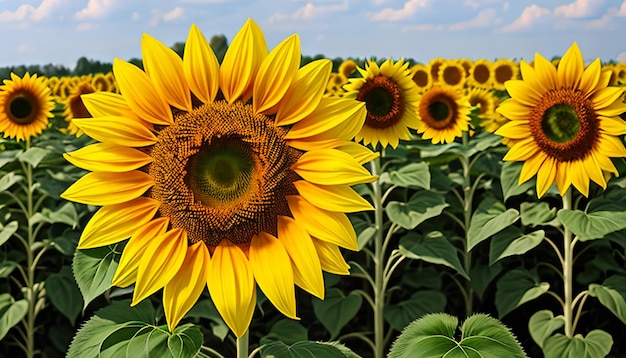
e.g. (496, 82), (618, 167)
(1, 0), (625, 68)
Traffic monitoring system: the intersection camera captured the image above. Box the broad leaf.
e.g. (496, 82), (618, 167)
(0, 294), (28, 341)
(0, 260), (17, 278)
(0, 172), (23, 192)
(17, 147), (50, 168)
(260, 319), (308, 346)
(30, 202), (79, 228)
(0, 149), (22, 169)
(528, 310), (564, 348)
(260, 341), (348, 358)
(46, 266), (83, 325)
(489, 227), (544, 264)
(469, 262), (504, 298)
(386, 191), (449, 230)
(0, 221), (18, 247)
(495, 269), (549, 318)
(520, 202), (557, 227)
(399, 232), (468, 278)
(543, 330), (612, 358)
(558, 206), (626, 241)
(468, 197), (519, 251)
(186, 298), (229, 341)
(588, 275), (626, 324)
(388, 313), (527, 358)
(501, 161), (534, 200)
(357, 225), (376, 250)
(73, 244), (122, 311)
(384, 290), (447, 331)
(312, 288), (362, 339)
(388, 162), (431, 189)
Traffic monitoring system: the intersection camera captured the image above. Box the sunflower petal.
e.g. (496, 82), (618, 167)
(335, 141), (380, 165)
(208, 240), (256, 338)
(580, 58), (601, 96)
(277, 216), (324, 299)
(294, 180), (374, 213)
(593, 87), (626, 111)
(285, 98), (366, 140)
(78, 197), (160, 249)
(142, 34), (192, 112)
(519, 151), (547, 184)
(504, 80), (540, 106)
(64, 143), (153, 172)
(494, 120), (531, 140)
(249, 232), (297, 319)
(286, 195), (358, 250)
(72, 116), (156, 147)
(113, 58), (173, 125)
(311, 238), (350, 275)
(533, 53), (558, 90)
(61, 171), (153, 206)
(291, 148), (376, 186)
(582, 154), (606, 190)
(183, 24), (220, 104)
(163, 242), (210, 331)
(557, 42), (583, 88)
(569, 161), (590, 197)
(112, 218), (169, 287)
(518, 60), (549, 97)
(81, 92), (135, 118)
(132, 228), (188, 305)
(535, 156), (557, 198)
(502, 137), (538, 161)
(600, 116), (626, 135)
(598, 135), (626, 157)
(496, 99), (530, 122)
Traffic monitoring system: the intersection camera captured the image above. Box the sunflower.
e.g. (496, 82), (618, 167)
(92, 72), (117, 92)
(339, 59), (358, 77)
(428, 57), (446, 83)
(409, 63), (432, 93)
(325, 72), (349, 97)
(62, 81), (96, 137)
(61, 20), (376, 338)
(492, 58), (519, 91)
(467, 59), (492, 88)
(344, 58), (419, 149)
(438, 60), (466, 88)
(0, 72), (54, 141)
(495, 42), (626, 197)
(416, 85), (471, 144)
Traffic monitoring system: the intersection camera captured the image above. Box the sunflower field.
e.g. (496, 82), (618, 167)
(2, 19), (626, 358)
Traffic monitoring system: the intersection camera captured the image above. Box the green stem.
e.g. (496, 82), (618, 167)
(562, 188), (574, 338)
(236, 330), (249, 358)
(460, 133), (474, 317)
(371, 157), (385, 358)
(24, 139), (36, 358)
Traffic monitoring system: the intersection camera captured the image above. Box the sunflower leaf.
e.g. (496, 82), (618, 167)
(468, 197), (520, 252)
(495, 269), (549, 318)
(17, 147), (50, 168)
(0, 294), (28, 341)
(312, 288), (362, 340)
(73, 244), (122, 311)
(260, 319), (308, 346)
(520, 201), (558, 227)
(501, 161), (534, 200)
(45, 266), (83, 325)
(398, 231), (468, 279)
(0, 261), (17, 278)
(588, 275), (626, 324)
(528, 310), (564, 348)
(29, 202), (79, 228)
(558, 201), (626, 241)
(260, 340), (349, 358)
(489, 227), (545, 265)
(0, 149), (22, 169)
(0, 172), (23, 192)
(387, 162), (431, 189)
(0, 221), (18, 247)
(383, 290), (447, 331)
(386, 191), (449, 230)
(543, 330), (612, 358)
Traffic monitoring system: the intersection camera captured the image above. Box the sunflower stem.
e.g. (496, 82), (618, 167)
(236, 330), (249, 358)
(460, 132), (474, 317)
(23, 139), (37, 358)
(562, 188), (574, 338)
(370, 157), (385, 358)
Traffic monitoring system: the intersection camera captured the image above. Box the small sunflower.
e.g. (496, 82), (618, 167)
(62, 81), (96, 137)
(492, 58), (519, 91)
(428, 57), (446, 83)
(344, 58), (419, 149)
(325, 72), (349, 97)
(61, 20), (376, 338)
(495, 42), (626, 197)
(410, 63), (432, 93)
(339, 59), (358, 77)
(0, 72), (54, 141)
(438, 60), (466, 88)
(92, 72), (117, 93)
(467, 59), (492, 88)
(416, 85), (471, 144)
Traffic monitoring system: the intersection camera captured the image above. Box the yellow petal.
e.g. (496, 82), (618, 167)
(293, 180), (374, 213)
(535, 156), (557, 198)
(580, 58), (601, 96)
(596, 99), (626, 118)
(249, 232), (297, 319)
(557, 42), (583, 88)
(163, 242), (210, 331)
(291, 148), (376, 186)
(598, 135), (626, 157)
(78, 197), (160, 249)
(277, 216), (324, 299)
(183, 24), (220, 104)
(494, 121), (531, 140)
(287, 138), (343, 152)
(253, 34), (300, 114)
(495, 99), (530, 122)
(582, 154), (606, 190)
(286, 195), (358, 251)
(518, 60), (549, 97)
(61, 171), (154, 206)
(132, 228), (187, 305)
(285, 98), (366, 140)
(311, 238), (350, 275)
(113, 58), (173, 125)
(533, 53), (558, 90)
(64, 143), (153, 172)
(112, 217), (169, 287)
(519, 151), (547, 184)
(504, 80), (540, 107)
(593, 87), (625, 111)
(220, 19), (267, 103)
(502, 137), (538, 162)
(81, 92), (136, 118)
(600, 116), (626, 135)
(208, 240), (256, 338)
(569, 161), (590, 197)
(72, 116), (157, 147)
(335, 141), (380, 165)
(275, 59), (332, 126)
(142, 34), (192, 112)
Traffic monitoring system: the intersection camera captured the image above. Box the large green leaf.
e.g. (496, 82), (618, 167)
(501, 161), (534, 200)
(489, 227), (544, 264)
(467, 197), (520, 252)
(0, 293), (28, 341)
(543, 330), (612, 358)
(398, 232), (468, 278)
(558, 208), (626, 241)
(312, 288), (362, 339)
(0, 260), (17, 278)
(0, 172), (23, 192)
(528, 310), (564, 348)
(520, 202), (557, 227)
(387, 162), (431, 189)
(588, 275), (626, 324)
(0, 221), (18, 247)
(469, 262), (503, 298)
(260, 341), (349, 358)
(386, 191), (449, 230)
(73, 244), (122, 311)
(260, 319), (308, 346)
(495, 269), (549, 318)
(384, 290), (447, 331)
(46, 266), (83, 325)
(388, 313), (527, 358)
(186, 298), (229, 340)
(17, 147), (50, 168)
(0, 149), (22, 169)
(30, 201), (79, 228)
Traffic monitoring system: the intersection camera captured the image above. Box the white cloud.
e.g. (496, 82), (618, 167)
(585, 11), (616, 30)
(0, 0), (64, 22)
(554, 0), (607, 19)
(499, 4), (551, 32)
(617, 51), (626, 62)
(76, 22), (93, 31)
(75, 0), (116, 20)
(449, 8), (500, 30)
(163, 6), (184, 21)
(618, 0), (626, 16)
(292, 0), (349, 20)
(369, 0), (429, 21)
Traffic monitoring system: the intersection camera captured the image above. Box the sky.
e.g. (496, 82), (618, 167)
(0, 0), (625, 68)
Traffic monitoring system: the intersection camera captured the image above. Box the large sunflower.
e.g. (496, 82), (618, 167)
(0, 72), (54, 141)
(344, 59), (419, 149)
(416, 85), (471, 144)
(61, 20), (376, 337)
(495, 42), (626, 197)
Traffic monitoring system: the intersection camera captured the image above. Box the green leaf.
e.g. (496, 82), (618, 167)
(17, 147), (50, 168)
(357, 225), (376, 250)
(0, 172), (23, 192)
(0, 260), (17, 278)
(388, 162), (431, 189)
(528, 310), (564, 348)
(386, 191), (449, 230)
(501, 161), (534, 200)
(520, 202), (557, 227)
(186, 298), (229, 340)
(0, 294), (28, 341)
(0, 149), (22, 169)
(495, 269), (549, 318)
(46, 266), (83, 325)
(260, 319), (308, 346)
(543, 330), (612, 358)
(384, 290), (447, 331)
(260, 341), (348, 358)
(312, 288), (362, 340)
(469, 262), (503, 298)
(73, 244), (122, 311)
(558, 207), (626, 241)
(588, 278), (626, 324)
(468, 197), (520, 251)
(398, 232), (468, 279)
(489, 227), (544, 264)
(388, 313), (527, 358)
(30, 201), (79, 228)
(0, 221), (18, 247)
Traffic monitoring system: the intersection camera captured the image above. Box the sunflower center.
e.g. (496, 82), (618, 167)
(529, 89), (598, 162)
(428, 101), (450, 122)
(358, 75), (404, 129)
(418, 87), (458, 130)
(8, 94), (37, 124)
(149, 100), (301, 246)
(495, 65), (513, 84)
(473, 64), (490, 85)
